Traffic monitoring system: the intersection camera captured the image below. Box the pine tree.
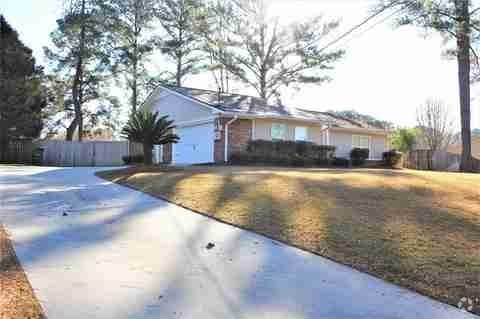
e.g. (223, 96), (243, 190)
(44, 0), (115, 140)
(383, 0), (480, 171)
(108, 0), (158, 113)
(156, 0), (206, 86)
(0, 15), (46, 161)
(220, 0), (344, 101)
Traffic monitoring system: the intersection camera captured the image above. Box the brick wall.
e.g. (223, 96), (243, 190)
(214, 118), (252, 163)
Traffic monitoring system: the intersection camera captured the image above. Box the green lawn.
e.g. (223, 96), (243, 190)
(97, 165), (480, 314)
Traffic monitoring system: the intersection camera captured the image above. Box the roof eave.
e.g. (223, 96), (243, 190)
(328, 126), (389, 135)
(219, 112), (328, 126)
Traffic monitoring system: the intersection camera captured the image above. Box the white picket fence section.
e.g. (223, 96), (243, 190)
(39, 140), (141, 166)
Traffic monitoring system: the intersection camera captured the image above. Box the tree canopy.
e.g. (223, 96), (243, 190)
(108, 0), (159, 113)
(381, 0), (480, 171)
(121, 110), (179, 164)
(327, 110), (393, 129)
(44, 0), (119, 140)
(0, 15), (46, 160)
(220, 0), (344, 101)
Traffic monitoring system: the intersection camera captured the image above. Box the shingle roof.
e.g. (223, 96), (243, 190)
(164, 85), (385, 130)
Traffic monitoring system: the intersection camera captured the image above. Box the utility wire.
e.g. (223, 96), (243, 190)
(317, 0), (404, 52)
(329, 4), (413, 51)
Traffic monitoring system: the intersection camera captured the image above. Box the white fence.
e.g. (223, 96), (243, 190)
(39, 140), (142, 166)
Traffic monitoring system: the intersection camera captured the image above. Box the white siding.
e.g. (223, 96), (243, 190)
(144, 89), (215, 123)
(330, 131), (353, 158)
(329, 129), (388, 159)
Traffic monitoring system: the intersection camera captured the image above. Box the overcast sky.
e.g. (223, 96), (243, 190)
(3, 0), (479, 129)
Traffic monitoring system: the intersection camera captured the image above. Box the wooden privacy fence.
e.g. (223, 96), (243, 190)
(404, 149), (480, 171)
(0, 140), (35, 164)
(404, 150), (433, 170)
(2, 140), (143, 166)
(40, 140), (143, 166)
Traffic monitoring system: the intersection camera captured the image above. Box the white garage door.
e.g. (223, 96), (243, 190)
(174, 123), (214, 164)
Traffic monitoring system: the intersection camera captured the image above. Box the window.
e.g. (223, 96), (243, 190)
(271, 123), (287, 140)
(352, 135), (370, 149)
(295, 126), (307, 141)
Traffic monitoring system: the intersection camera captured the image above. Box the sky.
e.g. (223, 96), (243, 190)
(2, 0), (479, 130)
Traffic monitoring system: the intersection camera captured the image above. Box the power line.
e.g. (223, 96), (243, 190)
(331, 4), (412, 51)
(318, 0), (404, 52)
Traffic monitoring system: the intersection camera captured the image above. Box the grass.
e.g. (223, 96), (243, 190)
(0, 225), (45, 319)
(97, 165), (480, 314)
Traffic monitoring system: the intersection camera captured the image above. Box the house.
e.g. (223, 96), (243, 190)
(448, 136), (480, 159)
(141, 85), (389, 165)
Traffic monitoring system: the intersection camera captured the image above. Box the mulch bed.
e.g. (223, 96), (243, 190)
(0, 225), (45, 319)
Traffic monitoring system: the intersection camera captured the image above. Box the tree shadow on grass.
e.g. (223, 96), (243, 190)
(91, 166), (479, 316)
(121, 167), (480, 315)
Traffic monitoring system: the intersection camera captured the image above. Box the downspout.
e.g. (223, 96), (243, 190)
(319, 123), (331, 145)
(224, 116), (238, 162)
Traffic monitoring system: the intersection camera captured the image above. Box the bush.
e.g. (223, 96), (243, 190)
(230, 140), (335, 166)
(350, 148), (369, 166)
(332, 157), (350, 167)
(122, 154), (144, 164)
(382, 149), (403, 168)
(233, 140), (336, 167)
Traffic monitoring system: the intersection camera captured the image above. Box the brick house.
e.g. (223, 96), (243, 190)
(141, 85), (389, 164)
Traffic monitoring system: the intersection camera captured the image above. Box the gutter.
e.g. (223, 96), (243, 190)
(219, 112), (324, 126)
(224, 116), (238, 162)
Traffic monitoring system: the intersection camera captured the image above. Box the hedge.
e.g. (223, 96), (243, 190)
(230, 140), (336, 166)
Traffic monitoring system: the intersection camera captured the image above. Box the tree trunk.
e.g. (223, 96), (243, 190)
(78, 112), (83, 142)
(143, 143), (153, 165)
(131, 54), (138, 113)
(176, 55), (182, 86)
(70, 0), (86, 142)
(132, 5), (139, 113)
(65, 117), (78, 141)
(455, 0), (474, 172)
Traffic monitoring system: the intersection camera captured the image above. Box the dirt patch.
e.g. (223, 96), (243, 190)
(0, 225), (45, 319)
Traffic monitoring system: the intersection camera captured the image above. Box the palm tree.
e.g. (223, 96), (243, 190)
(121, 110), (179, 165)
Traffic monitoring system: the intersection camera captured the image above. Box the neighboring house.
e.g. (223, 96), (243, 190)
(141, 85), (389, 164)
(447, 136), (480, 159)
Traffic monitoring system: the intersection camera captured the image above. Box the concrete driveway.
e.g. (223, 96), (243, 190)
(0, 166), (477, 319)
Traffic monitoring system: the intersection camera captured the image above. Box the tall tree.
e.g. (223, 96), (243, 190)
(200, 0), (236, 93)
(0, 15), (46, 161)
(382, 0), (480, 171)
(220, 0), (344, 101)
(44, 0), (114, 141)
(416, 98), (454, 168)
(156, 0), (206, 86)
(108, 0), (158, 113)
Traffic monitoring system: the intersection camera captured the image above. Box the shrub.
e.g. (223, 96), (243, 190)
(382, 149), (403, 168)
(332, 157), (350, 167)
(233, 140), (336, 167)
(122, 154), (144, 165)
(350, 148), (369, 166)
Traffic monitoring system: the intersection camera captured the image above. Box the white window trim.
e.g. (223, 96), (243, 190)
(352, 135), (371, 159)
